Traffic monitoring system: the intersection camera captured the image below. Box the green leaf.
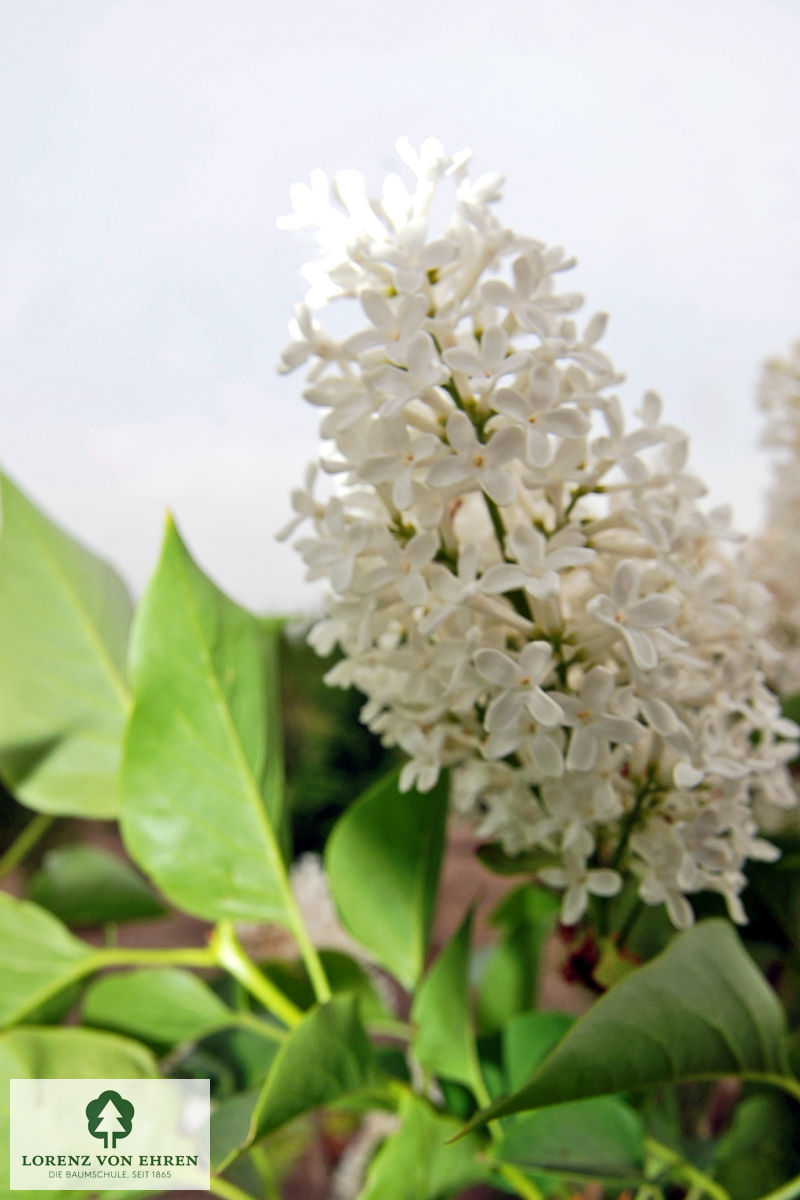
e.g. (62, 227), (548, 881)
(360, 1092), (491, 1200)
(82, 968), (236, 1046)
(0, 1025), (156, 1198)
(217, 994), (379, 1167)
(121, 518), (293, 925)
(460, 920), (792, 1133)
(0, 892), (94, 1027)
(477, 884), (559, 1033)
(200, 1027), (280, 1093)
(496, 1098), (645, 1183)
(28, 843), (165, 926)
(600, 879), (675, 961)
(210, 1089), (260, 1171)
(781, 691), (800, 731)
(502, 1011), (573, 1091)
(325, 767), (448, 989)
(496, 1012), (645, 1182)
(258, 950), (391, 1023)
(0, 471), (132, 817)
(711, 1093), (800, 1200)
(411, 911), (481, 1093)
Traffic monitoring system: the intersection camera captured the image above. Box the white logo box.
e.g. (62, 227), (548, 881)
(10, 1078), (210, 1191)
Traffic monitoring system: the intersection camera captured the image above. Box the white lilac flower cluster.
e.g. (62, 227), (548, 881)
(278, 138), (797, 929)
(751, 341), (800, 698)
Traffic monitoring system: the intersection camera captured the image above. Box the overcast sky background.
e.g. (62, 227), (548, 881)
(2, 0), (799, 611)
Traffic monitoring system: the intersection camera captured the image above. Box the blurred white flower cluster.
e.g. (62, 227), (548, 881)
(279, 138), (797, 929)
(751, 341), (800, 698)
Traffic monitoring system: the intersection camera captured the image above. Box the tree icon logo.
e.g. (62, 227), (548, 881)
(85, 1090), (135, 1149)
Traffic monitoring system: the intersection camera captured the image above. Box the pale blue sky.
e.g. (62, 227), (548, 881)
(2, 0), (799, 610)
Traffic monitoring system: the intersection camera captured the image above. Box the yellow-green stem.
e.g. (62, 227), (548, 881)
(210, 1176), (259, 1200)
(94, 944), (217, 969)
(248, 1143), (281, 1199)
(287, 902), (332, 1004)
(645, 1137), (731, 1200)
(767, 1073), (800, 1105)
(0, 812), (54, 880)
(231, 1010), (285, 1043)
(211, 921), (303, 1028)
(496, 1161), (545, 1200)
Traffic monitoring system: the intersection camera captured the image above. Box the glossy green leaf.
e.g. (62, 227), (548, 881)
(0, 471), (132, 817)
(461, 920), (792, 1132)
(325, 767), (448, 989)
(360, 1092), (491, 1200)
(226, 994), (379, 1163)
(0, 892), (94, 1027)
(82, 968), (235, 1046)
(121, 518), (293, 924)
(0, 1025), (156, 1197)
(412, 912), (481, 1092)
(29, 843), (165, 926)
(477, 884), (559, 1033)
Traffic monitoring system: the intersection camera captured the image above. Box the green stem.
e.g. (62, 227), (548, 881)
(610, 783), (655, 870)
(432, 346), (533, 627)
(645, 1137), (731, 1200)
(93, 944), (217, 969)
(211, 921), (304, 1028)
(496, 1161), (544, 1200)
(248, 1143), (281, 1198)
(286, 902), (331, 1005)
(482, 494), (533, 621)
(230, 1010), (285, 1043)
(0, 812), (54, 880)
(210, 1176), (260, 1200)
(263, 620), (331, 1008)
(760, 1073), (800, 1105)
(616, 899), (645, 950)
